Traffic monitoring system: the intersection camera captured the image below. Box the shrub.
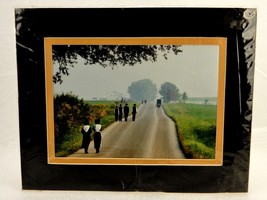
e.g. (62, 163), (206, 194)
(192, 122), (216, 148)
(54, 93), (91, 146)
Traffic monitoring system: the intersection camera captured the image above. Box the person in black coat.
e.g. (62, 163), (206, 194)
(132, 104), (137, 121)
(118, 104), (123, 121)
(124, 103), (129, 121)
(114, 105), (119, 121)
(93, 118), (102, 153)
(81, 118), (92, 154)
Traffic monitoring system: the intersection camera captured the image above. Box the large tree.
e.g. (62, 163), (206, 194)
(159, 82), (181, 103)
(128, 79), (158, 102)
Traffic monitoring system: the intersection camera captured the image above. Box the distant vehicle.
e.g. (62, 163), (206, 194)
(156, 99), (162, 107)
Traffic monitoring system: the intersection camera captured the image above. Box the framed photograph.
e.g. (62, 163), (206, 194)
(16, 8), (256, 192)
(45, 37), (226, 166)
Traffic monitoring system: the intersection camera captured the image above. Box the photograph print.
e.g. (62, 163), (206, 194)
(45, 37), (226, 166)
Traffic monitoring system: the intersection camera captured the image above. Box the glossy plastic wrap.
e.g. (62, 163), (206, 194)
(15, 8), (257, 192)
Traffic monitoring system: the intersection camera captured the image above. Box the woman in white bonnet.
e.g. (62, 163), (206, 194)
(93, 118), (102, 153)
(81, 118), (92, 154)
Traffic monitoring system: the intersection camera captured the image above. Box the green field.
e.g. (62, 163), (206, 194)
(85, 100), (117, 105)
(186, 97), (217, 102)
(163, 103), (217, 159)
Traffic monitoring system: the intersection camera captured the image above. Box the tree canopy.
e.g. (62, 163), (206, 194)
(53, 45), (182, 84)
(15, 10), (183, 85)
(159, 82), (181, 103)
(181, 92), (188, 102)
(128, 79), (158, 102)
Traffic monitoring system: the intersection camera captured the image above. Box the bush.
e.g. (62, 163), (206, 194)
(88, 104), (108, 122)
(54, 93), (91, 146)
(55, 126), (82, 157)
(192, 121), (216, 148)
(183, 140), (215, 159)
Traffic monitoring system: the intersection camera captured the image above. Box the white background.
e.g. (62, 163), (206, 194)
(1, 1), (267, 200)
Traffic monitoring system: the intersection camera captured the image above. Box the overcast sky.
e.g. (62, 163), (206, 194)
(53, 45), (219, 100)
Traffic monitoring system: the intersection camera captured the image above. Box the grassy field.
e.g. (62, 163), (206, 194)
(186, 97), (217, 102)
(163, 103), (217, 159)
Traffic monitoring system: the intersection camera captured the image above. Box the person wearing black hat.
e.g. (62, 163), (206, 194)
(114, 105), (119, 121)
(118, 104), (123, 121)
(132, 104), (137, 121)
(124, 103), (129, 121)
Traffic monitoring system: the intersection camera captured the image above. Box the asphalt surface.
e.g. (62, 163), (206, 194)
(69, 103), (185, 159)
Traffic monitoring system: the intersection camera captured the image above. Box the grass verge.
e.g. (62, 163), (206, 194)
(163, 103), (216, 159)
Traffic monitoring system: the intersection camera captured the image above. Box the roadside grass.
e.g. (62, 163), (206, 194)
(55, 127), (82, 157)
(163, 103), (217, 159)
(55, 100), (139, 157)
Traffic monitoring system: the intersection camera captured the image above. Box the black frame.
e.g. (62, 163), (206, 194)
(15, 8), (256, 192)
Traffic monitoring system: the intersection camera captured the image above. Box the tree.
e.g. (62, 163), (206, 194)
(15, 10), (183, 84)
(128, 79), (158, 102)
(159, 82), (181, 103)
(52, 45), (182, 84)
(181, 92), (188, 102)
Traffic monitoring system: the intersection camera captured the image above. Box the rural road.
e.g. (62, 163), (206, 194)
(69, 102), (185, 159)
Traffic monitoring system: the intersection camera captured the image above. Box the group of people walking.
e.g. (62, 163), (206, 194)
(81, 118), (102, 154)
(114, 103), (137, 122)
(80, 103), (138, 154)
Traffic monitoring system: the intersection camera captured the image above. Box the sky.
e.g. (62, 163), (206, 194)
(53, 45), (219, 100)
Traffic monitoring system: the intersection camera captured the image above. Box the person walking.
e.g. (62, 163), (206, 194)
(118, 104), (123, 121)
(132, 103), (137, 121)
(114, 105), (119, 121)
(124, 103), (129, 121)
(81, 118), (92, 154)
(93, 118), (102, 153)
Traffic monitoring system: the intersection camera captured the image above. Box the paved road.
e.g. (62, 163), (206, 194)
(69, 103), (185, 159)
